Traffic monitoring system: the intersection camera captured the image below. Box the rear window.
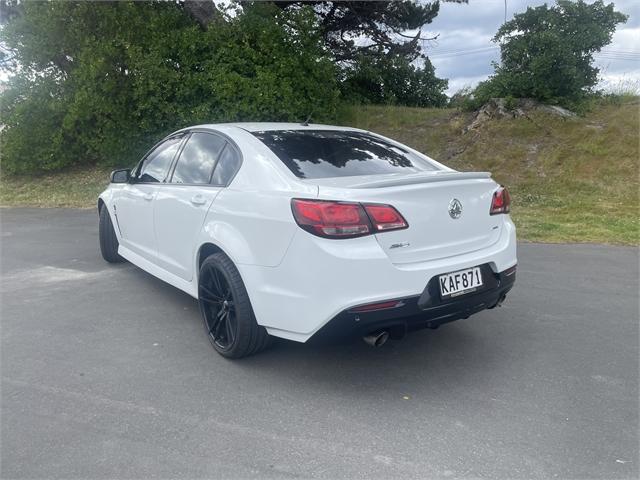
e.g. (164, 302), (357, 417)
(252, 130), (435, 179)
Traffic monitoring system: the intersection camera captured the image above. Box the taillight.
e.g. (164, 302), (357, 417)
(291, 199), (408, 239)
(291, 199), (371, 238)
(490, 186), (511, 215)
(363, 204), (408, 231)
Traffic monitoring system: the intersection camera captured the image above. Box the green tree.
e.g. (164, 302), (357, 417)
(270, 1), (444, 62)
(0, 1), (339, 174)
(342, 54), (448, 107)
(263, 1), (460, 107)
(473, 0), (627, 108)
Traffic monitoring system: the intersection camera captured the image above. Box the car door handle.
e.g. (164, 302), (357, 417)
(190, 195), (207, 206)
(142, 193), (154, 201)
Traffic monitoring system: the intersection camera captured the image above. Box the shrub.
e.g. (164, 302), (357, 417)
(0, 2), (339, 174)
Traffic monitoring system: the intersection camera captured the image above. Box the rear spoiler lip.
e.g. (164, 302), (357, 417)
(343, 171), (492, 189)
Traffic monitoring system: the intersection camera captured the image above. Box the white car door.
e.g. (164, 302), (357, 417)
(115, 135), (184, 262)
(154, 131), (241, 281)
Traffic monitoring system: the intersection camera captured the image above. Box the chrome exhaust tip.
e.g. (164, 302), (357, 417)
(363, 330), (390, 347)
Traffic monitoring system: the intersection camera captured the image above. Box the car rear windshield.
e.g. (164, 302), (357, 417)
(252, 130), (435, 179)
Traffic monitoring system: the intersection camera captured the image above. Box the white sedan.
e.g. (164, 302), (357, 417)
(98, 123), (517, 358)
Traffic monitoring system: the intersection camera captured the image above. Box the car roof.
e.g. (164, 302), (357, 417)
(185, 122), (362, 133)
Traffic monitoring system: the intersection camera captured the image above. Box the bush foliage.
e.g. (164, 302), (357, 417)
(342, 54), (448, 107)
(0, 1), (456, 174)
(0, 2), (340, 173)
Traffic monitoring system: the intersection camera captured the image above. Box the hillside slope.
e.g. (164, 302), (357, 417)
(339, 101), (639, 245)
(1, 101), (638, 245)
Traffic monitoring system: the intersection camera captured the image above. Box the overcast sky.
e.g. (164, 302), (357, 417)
(423, 0), (639, 94)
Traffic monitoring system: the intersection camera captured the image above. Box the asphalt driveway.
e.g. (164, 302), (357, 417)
(1, 208), (638, 479)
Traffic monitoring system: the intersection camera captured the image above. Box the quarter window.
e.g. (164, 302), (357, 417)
(138, 136), (183, 183)
(211, 144), (241, 186)
(171, 133), (226, 184)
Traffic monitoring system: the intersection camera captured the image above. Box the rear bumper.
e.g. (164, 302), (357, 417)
(239, 218), (517, 342)
(309, 264), (516, 343)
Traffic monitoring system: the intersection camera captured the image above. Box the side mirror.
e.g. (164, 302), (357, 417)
(110, 168), (131, 184)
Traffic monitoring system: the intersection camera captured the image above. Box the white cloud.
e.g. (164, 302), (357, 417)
(447, 75), (492, 95)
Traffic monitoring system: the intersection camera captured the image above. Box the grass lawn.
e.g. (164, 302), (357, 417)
(339, 101), (639, 245)
(1, 166), (112, 209)
(2, 100), (638, 245)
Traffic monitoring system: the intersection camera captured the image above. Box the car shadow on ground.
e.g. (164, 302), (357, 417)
(243, 324), (503, 392)
(125, 260), (512, 398)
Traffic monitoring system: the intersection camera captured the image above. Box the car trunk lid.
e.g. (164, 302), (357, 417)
(308, 171), (503, 264)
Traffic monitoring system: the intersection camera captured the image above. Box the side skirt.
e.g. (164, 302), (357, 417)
(118, 245), (198, 299)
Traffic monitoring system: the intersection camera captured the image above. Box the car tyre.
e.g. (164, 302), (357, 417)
(198, 253), (271, 359)
(99, 206), (125, 263)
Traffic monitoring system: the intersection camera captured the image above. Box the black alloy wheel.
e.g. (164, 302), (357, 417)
(199, 263), (237, 350)
(98, 206), (125, 263)
(198, 253), (271, 358)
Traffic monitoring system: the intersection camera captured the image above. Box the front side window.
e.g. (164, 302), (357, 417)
(211, 144), (241, 186)
(138, 136), (183, 183)
(252, 130), (435, 179)
(171, 133), (226, 184)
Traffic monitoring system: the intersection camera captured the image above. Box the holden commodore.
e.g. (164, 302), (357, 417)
(98, 123), (517, 358)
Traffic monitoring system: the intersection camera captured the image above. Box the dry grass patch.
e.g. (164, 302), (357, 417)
(339, 101), (639, 245)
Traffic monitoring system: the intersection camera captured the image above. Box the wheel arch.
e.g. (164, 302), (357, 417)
(195, 242), (241, 286)
(97, 189), (114, 215)
(97, 191), (122, 242)
(197, 242), (226, 270)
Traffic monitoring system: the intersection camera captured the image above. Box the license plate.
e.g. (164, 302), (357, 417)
(439, 267), (483, 298)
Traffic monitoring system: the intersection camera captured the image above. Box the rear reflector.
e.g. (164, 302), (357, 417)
(490, 186), (511, 215)
(291, 199), (407, 239)
(350, 300), (404, 313)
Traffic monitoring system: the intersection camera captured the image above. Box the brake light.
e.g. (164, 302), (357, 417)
(291, 199), (371, 238)
(291, 199), (408, 239)
(490, 186), (511, 215)
(363, 204), (408, 231)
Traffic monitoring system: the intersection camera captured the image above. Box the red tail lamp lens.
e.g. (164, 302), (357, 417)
(291, 199), (408, 239)
(291, 199), (371, 238)
(490, 187), (511, 215)
(363, 204), (408, 231)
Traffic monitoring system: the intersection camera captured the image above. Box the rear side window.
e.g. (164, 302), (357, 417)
(211, 144), (241, 186)
(252, 130), (435, 179)
(171, 133), (226, 184)
(138, 136), (183, 183)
